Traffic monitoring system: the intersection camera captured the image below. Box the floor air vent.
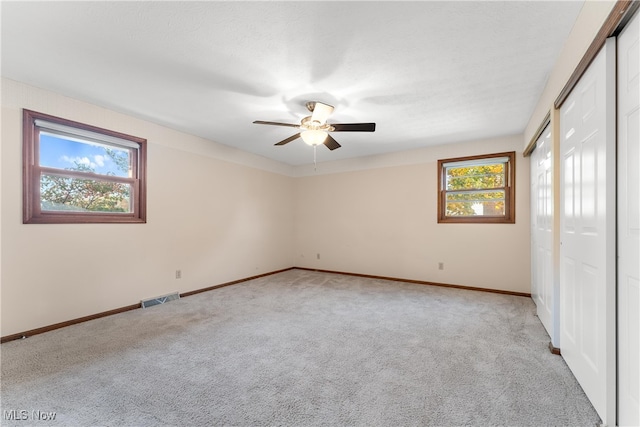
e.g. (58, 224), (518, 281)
(141, 292), (180, 308)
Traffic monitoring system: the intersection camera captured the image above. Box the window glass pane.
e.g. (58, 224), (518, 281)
(445, 190), (505, 216)
(40, 132), (132, 178)
(40, 174), (132, 213)
(445, 163), (505, 191)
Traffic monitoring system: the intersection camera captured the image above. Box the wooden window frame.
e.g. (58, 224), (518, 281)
(437, 151), (516, 224)
(23, 109), (147, 224)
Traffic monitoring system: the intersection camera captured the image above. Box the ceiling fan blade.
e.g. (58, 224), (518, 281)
(323, 134), (341, 151)
(274, 133), (301, 146)
(332, 123), (376, 132)
(310, 102), (334, 125)
(253, 120), (300, 128)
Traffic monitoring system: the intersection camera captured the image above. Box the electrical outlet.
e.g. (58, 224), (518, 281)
(175, 269), (182, 279)
(438, 262), (444, 270)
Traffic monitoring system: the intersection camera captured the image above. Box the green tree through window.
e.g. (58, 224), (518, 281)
(40, 158), (131, 213)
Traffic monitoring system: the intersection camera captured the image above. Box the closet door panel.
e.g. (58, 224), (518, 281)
(559, 38), (616, 426)
(617, 10), (640, 426)
(531, 125), (555, 342)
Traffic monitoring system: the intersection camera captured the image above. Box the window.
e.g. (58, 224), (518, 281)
(23, 109), (147, 224)
(437, 151), (515, 223)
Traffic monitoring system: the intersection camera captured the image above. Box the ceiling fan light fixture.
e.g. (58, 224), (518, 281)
(301, 129), (328, 146)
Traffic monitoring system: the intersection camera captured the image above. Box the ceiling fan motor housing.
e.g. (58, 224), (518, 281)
(301, 116), (335, 132)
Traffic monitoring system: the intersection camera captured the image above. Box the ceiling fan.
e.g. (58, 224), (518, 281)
(253, 101), (376, 150)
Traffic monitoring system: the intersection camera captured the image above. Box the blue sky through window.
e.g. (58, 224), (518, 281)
(39, 133), (130, 177)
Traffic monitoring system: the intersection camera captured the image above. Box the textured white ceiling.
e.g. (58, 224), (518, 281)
(1, 1), (584, 166)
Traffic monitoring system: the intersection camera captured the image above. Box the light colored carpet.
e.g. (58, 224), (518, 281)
(1, 269), (599, 426)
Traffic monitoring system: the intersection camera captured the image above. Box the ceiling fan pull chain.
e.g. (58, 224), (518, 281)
(313, 145), (317, 172)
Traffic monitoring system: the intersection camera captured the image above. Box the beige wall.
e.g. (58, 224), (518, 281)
(524, 0), (615, 145)
(1, 79), (294, 336)
(294, 135), (531, 293)
(1, 78), (531, 337)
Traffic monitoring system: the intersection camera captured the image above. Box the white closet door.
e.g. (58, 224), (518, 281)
(617, 9), (640, 426)
(559, 38), (616, 426)
(531, 125), (556, 344)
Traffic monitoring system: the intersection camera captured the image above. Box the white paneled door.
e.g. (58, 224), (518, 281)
(617, 9), (640, 426)
(560, 38), (616, 426)
(531, 125), (557, 345)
